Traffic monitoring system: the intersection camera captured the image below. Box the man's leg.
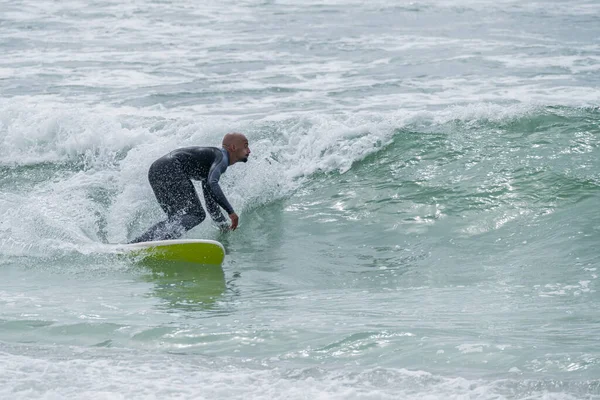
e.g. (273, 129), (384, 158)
(129, 159), (206, 243)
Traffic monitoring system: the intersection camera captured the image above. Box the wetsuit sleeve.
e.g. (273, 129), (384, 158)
(201, 181), (227, 224)
(206, 159), (235, 215)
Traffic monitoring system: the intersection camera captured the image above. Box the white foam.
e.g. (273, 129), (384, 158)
(0, 348), (588, 400)
(0, 98), (150, 165)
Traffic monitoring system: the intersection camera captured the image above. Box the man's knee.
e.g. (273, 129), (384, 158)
(179, 212), (204, 230)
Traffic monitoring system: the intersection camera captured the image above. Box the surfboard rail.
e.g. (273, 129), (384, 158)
(116, 239), (226, 265)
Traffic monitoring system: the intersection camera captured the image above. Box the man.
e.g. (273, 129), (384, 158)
(129, 132), (250, 243)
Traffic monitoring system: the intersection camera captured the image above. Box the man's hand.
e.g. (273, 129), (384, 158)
(229, 213), (239, 231)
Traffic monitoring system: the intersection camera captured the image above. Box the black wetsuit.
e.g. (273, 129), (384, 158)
(129, 147), (234, 243)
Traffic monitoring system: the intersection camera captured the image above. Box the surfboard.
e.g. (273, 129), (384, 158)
(116, 239), (226, 266)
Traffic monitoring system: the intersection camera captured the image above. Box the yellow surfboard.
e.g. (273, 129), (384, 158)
(117, 239), (225, 266)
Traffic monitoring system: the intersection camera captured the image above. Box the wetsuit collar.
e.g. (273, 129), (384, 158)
(221, 147), (230, 166)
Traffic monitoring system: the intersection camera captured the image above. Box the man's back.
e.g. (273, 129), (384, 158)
(168, 146), (226, 181)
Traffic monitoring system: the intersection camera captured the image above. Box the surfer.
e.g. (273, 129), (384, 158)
(129, 132), (250, 243)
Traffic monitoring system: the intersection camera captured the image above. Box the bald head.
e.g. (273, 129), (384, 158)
(222, 132), (250, 164)
(222, 132), (247, 147)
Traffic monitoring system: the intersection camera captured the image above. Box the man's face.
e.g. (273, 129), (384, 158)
(235, 136), (250, 162)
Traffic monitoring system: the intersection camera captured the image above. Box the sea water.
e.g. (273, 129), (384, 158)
(1, 0), (599, 398)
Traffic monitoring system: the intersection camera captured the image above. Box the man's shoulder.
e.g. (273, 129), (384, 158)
(176, 145), (219, 151)
(172, 146), (220, 156)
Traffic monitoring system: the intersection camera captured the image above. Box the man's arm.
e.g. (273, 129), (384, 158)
(201, 181), (227, 224)
(205, 159), (238, 230)
(205, 162), (234, 215)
